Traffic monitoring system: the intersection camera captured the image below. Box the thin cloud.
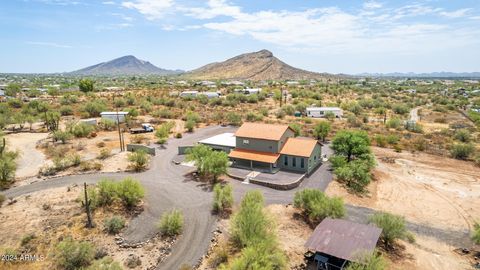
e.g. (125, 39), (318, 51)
(26, 41), (73, 48)
(122, 0), (174, 20)
(439, 8), (471, 18)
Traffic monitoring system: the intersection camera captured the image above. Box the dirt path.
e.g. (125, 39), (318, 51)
(6, 132), (49, 179)
(410, 107), (420, 122)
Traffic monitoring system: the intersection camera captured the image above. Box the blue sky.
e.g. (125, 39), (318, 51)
(1, 0), (479, 74)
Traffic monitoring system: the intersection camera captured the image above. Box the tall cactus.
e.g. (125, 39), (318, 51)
(82, 182), (94, 228)
(0, 138), (6, 156)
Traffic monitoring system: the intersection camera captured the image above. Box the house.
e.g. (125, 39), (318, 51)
(100, 111), (128, 123)
(180, 90), (198, 98)
(305, 218), (382, 270)
(306, 107), (343, 118)
(234, 88), (261, 95)
(228, 123), (322, 174)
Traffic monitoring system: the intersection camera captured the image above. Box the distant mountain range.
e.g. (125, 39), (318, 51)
(70, 55), (182, 76)
(357, 72), (480, 79)
(183, 49), (335, 81)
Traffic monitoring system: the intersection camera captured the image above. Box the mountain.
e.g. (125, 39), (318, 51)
(357, 72), (480, 79)
(71, 55), (183, 76)
(185, 50), (334, 81)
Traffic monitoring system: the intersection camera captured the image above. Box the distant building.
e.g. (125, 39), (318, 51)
(104, 86), (124, 91)
(179, 90), (199, 98)
(234, 88), (261, 95)
(405, 89), (416, 94)
(306, 107), (343, 118)
(199, 132), (236, 153)
(100, 111), (128, 123)
(200, 92), (220, 99)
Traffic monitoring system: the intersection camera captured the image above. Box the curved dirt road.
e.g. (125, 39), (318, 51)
(6, 132), (49, 178)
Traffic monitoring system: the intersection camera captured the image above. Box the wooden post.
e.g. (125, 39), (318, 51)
(83, 182), (94, 228)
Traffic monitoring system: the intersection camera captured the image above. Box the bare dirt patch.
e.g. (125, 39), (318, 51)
(5, 132), (49, 179)
(326, 147), (480, 270)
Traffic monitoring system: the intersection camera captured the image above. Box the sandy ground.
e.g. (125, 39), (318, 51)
(326, 147), (480, 270)
(5, 132), (49, 179)
(0, 186), (174, 270)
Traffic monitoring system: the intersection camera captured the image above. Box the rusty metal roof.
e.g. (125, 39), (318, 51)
(304, 218), (382, 262)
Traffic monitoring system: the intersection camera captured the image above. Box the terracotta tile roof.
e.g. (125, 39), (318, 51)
(235, 122), (292, 141)
(305, 218), (382, 262)
(280, 137), (320, 157)
(228, 148), (280, 164)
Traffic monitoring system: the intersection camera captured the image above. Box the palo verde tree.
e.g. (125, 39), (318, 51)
(332, 130), (371, 162)
(369, 212), (414, 250)
(186, 144), (228, 183)
(313, 121), (331, 142)
(79, 78), (95, 93)
(0, 136), (18, 189)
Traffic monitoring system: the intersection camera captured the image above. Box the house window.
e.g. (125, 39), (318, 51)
(293, 157), (296, 167)
(301, 158), (304, 168)
(314, 155), (317, 161)
(243, 139), (249, 145)
(284, 156), (288, 166)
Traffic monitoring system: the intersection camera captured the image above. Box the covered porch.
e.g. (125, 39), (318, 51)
(228, 148), (280, 173)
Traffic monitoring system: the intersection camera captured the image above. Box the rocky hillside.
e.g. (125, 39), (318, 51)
(71, 55), (182, 76)
(185, 50), (333, 81)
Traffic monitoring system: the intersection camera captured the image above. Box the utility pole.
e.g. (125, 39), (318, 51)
(279, 87), (283, 107)
(114, 95), (124, 152)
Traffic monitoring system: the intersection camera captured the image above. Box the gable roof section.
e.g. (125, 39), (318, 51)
(280, 137), (321, 157)
(305, 218), (382, 262)
(235, 122), (292, 141)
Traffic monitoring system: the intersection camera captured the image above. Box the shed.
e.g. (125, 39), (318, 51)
(100, 111), (128, 123)
(200, 92), (220, 99)
(180, 90), (198, 98)
(305, 218), (382, 270)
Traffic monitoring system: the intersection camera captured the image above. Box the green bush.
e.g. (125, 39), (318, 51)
(293, 189), (345, 225)
(0, 151), (19, 188)
(227, 112), (242, 126)
(97, 179), (117, 206)
(54, 237), (95, 270)
(72, 122), (95, 138)
(454, 129), (471, 143)
(99, 119), (116, 131)
(158, 209), (184, 236)
(53, 130), (73, 144)
(228, 243), (287, 270)
(386, 118), (402, 129)
(87, 257), (122, 270)
(335, 160), (372, 193)
(289, 123), (302, 137)
(369, 212), (409, 248)
(115, 177), (145, 209)
(60, 105), (74, 116)
(82, 100), (107, 117)
(472, 222), (480, 244)
(104, 216), (125, 234)
(185, 119), (195, 132)
(127, 149), (150, 171)
(20, 233), (36, 246)
(346, 251), (386, 270)
(213, 184), (234, 214)
(450, 143), (475, 160)
(97, 148), (111, 160)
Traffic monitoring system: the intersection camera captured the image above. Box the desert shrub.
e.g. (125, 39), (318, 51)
(99, 118), (116, 131)
(275, 109), (286, 119)
(158, 209), (184, 236)
(332, 130), (372, 162)
(392, 104), (409, 115)
(405, 122), (423, 133)
(450, 143), (475, 160)
(472, 222), (480, 244)
(104, 216), (125, 234)
(87, 257), (122, 270)
(313, 121), (331, 141)
(82, 100), (107, 117)
(175, 133), (182, 138)
(346, 251), (387, 270)
(60, 105), (74, 116)
(374, 135), (387, 147)
(245, 112), (263, 122)
(227, 112), (242, 126)
(335, 160), (372, 193)
(127, 149), (150, 171)
(386, 118), (402, 129)
(53, 130), (73, 144)
(97, 179), (117, 206)
(72, 122), (95, 138)
(369, 212), (410, 249)
(115, 177), (145, 209)
(20, 233), (36, 246)
(259, 107), (269, 116)
(385, 134), (400, 145)
(54, 237), (95, 270)
(126, 108), (139, 118)
(0, 194), (5, 207)
(231, 191), (273, 247)
(293, 189), (345, 225)
(186, 144), (228, 182)
(114, 98), (126, 108)
(97, 148), (111, 160)
(289, 123), (302, 137)
(185, 119), (195, 132)
(208, 242), (229, 268)
(213, 184), (234, 214)
(228, 243), (287, 270)
(454, 129), (471, 143)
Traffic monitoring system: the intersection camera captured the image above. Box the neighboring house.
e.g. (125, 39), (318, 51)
(100, 111), (128, 123)
(228, 123), (322, 174)
(405, 89), (416, 94)
(104, 86), (124, 91)
(305, 218), (382, 270)
(200, 92), (220, 99)
(180, 90), (199, 98)
(306, 107), (343, 118)
(234, 88), (261, 95)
